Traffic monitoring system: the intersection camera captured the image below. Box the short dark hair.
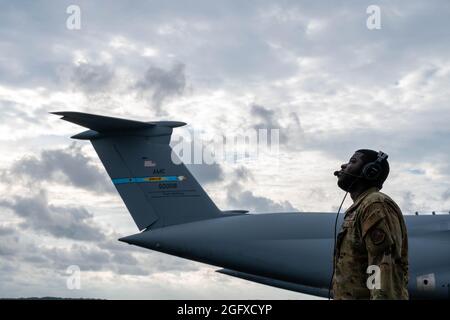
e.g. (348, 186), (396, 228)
(355, 149), (390, 189)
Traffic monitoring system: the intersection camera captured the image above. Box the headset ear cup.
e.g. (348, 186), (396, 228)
(362, 163), (381, 180)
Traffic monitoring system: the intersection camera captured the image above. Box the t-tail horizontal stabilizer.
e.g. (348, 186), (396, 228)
(53, 111), (221, 231)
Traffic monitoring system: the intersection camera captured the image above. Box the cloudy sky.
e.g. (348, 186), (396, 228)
(1, 0), (449, 299)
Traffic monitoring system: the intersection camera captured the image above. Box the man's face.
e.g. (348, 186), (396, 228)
(336, 152), (366, 191)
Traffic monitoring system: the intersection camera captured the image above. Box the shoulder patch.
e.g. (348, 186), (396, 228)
(370, 228), (386, 245)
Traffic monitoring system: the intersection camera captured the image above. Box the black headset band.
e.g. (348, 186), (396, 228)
(375, 151), (388, 163)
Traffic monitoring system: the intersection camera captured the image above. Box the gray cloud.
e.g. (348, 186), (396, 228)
(185, 162), (224, 185)
(224, 167), (298, 212)
(226, 181), (299, 213)
(252, 104), (287, 142)
(0, 226), (15, 236)
(70, 62), (115, 94)
(305, 118), (450, 166)
(0, 100), (39, 124)
(0, 189), (104, 241)
(135, 63), (186, 114)
(4, 143), (114, 193)
(401, 191), (416, 213)
(44, 244), (110, 271)
(0, 227), (19, 257)
(252, 104), (278, 128)
(442, 189), (450, 201)
(1, 0), (449, 91)
(251, 104), (303, 148)
(0, 235), (147, 277)
(234, 166), (254, 182)
(43, 241), (162, 277)
(408, 169), (425, 175)
(0, 100), (50, 131)
(0, 222), (200, 281)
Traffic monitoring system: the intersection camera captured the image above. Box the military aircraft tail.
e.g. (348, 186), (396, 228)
(52, 111), (221, 231)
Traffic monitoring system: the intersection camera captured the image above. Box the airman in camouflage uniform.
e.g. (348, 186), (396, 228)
(332, 150), (409, 300)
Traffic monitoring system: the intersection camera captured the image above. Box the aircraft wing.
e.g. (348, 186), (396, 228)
(216, 268), (329, 299)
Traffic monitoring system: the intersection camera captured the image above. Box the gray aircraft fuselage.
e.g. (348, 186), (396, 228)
(121, 211), (450, 299)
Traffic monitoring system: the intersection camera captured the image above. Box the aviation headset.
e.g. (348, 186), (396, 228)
(328, 150), (389, 299)
(361, 151), (389, 181)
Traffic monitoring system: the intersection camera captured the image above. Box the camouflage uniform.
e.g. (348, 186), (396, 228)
(332, 187), (409, 299)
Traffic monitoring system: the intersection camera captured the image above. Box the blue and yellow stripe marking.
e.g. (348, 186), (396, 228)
(112, 175), (186, 185)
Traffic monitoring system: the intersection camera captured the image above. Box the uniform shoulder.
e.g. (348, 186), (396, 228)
(359, 190), (400, 212)
(360, 190), (402, 217)
(359, 191), (402, 238)
(364, 190), (391, 204)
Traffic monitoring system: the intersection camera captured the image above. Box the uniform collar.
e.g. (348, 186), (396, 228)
(346, 186), (380, 213)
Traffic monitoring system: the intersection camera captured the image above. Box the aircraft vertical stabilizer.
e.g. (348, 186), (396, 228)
(52, 111), (221, 231)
